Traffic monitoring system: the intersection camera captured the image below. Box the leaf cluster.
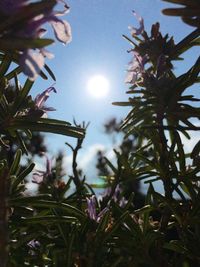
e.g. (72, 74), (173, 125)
(0, 1), (200, 267)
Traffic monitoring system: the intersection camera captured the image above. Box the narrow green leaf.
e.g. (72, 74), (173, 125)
(123, 192), (134, 211)
(10, 199), (85, 219)
(163, 240), (187, 254)
(170, 29), (200, 58)
(44, 64), (56, 81)
(0, 95), (9, 115)
(19, 215), (78, 224)
(0, 38), (54, 51)
(191, 140), (200, 159)
(24, 129), (32, 139)
(174, 132), (186, 171)
(11, 79), (33, 114)
(9, 118), (85, 138)
(134, 205), (153, 215)
(39, 72), (48, 82)
(5, 66), (22, 80)
(38, 117), (71, 126)
(10, 149), (22, 175)
(104, 157), (118, 174)
(9, 195), (52, 204)
(143, 185), (153, 232)
(163, 8), (199, 17)
(12, 163), (35, 190)
(96, 210), (110, 236)
(112, 101), (133, 106)
(16, 131), (29, 155)
(179, 182), (191, 197)
(0, 54), (12, 77)
(122, 34), (138, 47)
(180, 179), (197, 201)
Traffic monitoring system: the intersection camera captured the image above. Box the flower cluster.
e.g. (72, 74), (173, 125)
(102, 184), (127, 208)
(86, 195), (108, 223)
(125, 52), (148, 84)
(28, 86), (57, 118)
(128, 10), (144, 36)
(125, 12), (175, 86)
(0, 0), (72, 80)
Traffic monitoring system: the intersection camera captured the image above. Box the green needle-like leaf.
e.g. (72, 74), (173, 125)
(0, 38), (54, 51)
(8, 117), (85, 138)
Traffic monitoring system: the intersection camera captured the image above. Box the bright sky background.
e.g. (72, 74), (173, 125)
(29, 0), (199, 184)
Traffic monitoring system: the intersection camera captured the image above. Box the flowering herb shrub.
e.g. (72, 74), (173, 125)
(0, 0), (199, 266)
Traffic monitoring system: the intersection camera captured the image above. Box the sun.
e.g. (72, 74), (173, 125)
(87, 75), (110, 98)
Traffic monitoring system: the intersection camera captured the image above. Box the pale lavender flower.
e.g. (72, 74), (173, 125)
(19, 50), (45, 81)
(125, 52), (148, 84)
(1, 0), (71, 43)
(119, 197), (128, 208)
(28, 239), (40, 249)
(86, 195), (96, 221)
(86, 195), (108, 223)
(103, 184), (127, 208)
(17, 3), (72, 44)
(28, 239), (40, 256)
(27, 86), (56, 117)
(34, 86), (57, 112)
(32, 154), (52, 184)
(128, 10), (144, 36)
(27, 86), (56, 118)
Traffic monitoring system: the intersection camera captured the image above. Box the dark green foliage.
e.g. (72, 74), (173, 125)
(0, 1), (199, 266)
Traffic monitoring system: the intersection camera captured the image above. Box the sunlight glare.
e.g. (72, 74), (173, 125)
(87, 75), (110, 98)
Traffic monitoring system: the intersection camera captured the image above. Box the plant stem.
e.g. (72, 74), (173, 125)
(72, 137), (84, 208)
(156, 112), (173, 231)
(0, 167), (8, 267)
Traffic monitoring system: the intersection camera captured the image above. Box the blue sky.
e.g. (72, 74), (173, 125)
(30, 0), (197, 166)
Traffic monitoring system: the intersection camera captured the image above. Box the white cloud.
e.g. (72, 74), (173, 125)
(78, 143), (105, 170)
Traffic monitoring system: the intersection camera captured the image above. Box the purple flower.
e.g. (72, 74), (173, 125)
(27, 86), (57, 117)
(112, 184), (121, 202)
(32, 154), (52, 184)
(125, 52), (148, 84)
(28, 239), (40, 249)
(34, 86), (57, 111)
(19, 50), (46, 81)
(86, 195), (108, 223)
(103, 184), (127, 208)
(1, 0), (72, 80)
(128, 10), (144, 36)
(50, 17), (72, 45)
(28, 239), (40, 256)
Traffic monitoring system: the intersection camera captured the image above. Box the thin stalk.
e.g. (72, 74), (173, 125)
(156, 112), (173, 231)
(71, 137), (84, 209)
(0, 167), (8, 267)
